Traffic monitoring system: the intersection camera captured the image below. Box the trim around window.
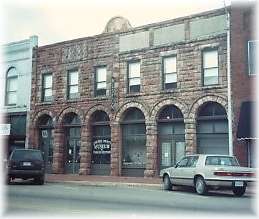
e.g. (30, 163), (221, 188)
(127, 60), (141, 94)
(202, 48), (219, 86)
(67, 69), (79, 100)
(248, 40), (257, 76)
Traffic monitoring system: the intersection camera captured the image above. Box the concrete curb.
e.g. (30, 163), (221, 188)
(46, 180), (162, 189)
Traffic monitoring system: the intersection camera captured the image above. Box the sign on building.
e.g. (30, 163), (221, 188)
(0, 124), (11, 136)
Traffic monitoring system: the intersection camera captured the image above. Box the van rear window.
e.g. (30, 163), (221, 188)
(11, 150), (43, 161)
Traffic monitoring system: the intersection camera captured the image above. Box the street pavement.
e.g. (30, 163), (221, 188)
(4, 176), (258, 218)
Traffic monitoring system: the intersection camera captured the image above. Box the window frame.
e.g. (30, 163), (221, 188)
(42, 73), (53, 102)
(202, 48), (219, 86)
(67, 69), (79, 100)
(248, 40), (257, 76)
(162, 55), (177, 90)
(95, 66), (107, 97)
(127, 60), (141, 94)
(5, 67), (18, 106)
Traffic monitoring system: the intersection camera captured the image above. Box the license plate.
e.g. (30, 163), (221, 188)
(23, 162), (32, 166)
(235, 181), (244, 187)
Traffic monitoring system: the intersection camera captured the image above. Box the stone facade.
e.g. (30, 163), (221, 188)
(28, 8), (232, 177)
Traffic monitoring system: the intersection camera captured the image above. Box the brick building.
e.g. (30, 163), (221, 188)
(231, 2), (257, 167)
(28, 8), (239, 177)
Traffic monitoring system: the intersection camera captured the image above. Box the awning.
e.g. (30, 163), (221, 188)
(237, 101), (256, 140)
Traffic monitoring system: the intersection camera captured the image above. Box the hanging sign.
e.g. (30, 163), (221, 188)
(93, 139), (111, 154)
(42, 130), (48, 138)
(0, 124), (11, 136)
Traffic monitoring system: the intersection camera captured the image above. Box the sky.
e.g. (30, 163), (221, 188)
(0, 0), (237, 46)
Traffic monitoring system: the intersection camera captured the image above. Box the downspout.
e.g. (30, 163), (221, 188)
(226, 9), (233, 156)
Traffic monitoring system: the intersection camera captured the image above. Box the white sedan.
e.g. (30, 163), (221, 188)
(160, 154), (256, 196)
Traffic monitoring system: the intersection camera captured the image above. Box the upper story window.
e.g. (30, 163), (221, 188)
(163, 56), (177, 89)
(5, 67), (18, 105)
(42, 73), (53, 102)
(95, 66), (107, 96)
(202, 49), (219, 86)
(67, 70), (79, 100)
(248, 40), (257, 75)
(128, 61), (140, 93)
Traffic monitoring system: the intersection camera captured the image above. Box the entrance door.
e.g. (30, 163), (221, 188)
(160, 140), (185, 170)
(40, 129), (53, 173)
(65, 138), (80, 174)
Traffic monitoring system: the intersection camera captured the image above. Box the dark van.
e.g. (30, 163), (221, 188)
(7, 149), (45, 185)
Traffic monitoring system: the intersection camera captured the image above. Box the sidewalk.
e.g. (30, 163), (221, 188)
(46, 174), (257, 195)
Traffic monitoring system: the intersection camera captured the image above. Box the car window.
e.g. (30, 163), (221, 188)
(177, 157), (188, 167)
(11, 150), (43, 161)
(186, 156), (199, 167)
(205, 156), (239, 166)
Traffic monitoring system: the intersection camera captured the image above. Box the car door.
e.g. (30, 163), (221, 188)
(184, 156), (199, 186)
(172, 157), (189, 185)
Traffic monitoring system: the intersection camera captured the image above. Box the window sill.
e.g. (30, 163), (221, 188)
(202, 84), (222, 90)
(125, 93), (142, 98)
(92, 96), (109, 101)
(40, 101), (53, 105)
(160, 89), (178, 94)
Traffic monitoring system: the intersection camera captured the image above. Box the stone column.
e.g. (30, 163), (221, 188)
(110, 122), (120, 176)
(79, 124), (92, 175)
(144, 122), (158, 177)
(185, 119), (197, 155)
(28, 125), (39, 149)
(52, 126), (65, 174)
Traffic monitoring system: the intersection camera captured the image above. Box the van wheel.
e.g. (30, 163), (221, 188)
(195, 177), (207, 195)
(34, 176), (45, 185)
(163, 175), (172, 191)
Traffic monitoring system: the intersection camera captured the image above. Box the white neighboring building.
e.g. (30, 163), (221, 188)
(1, 36), (38, 155)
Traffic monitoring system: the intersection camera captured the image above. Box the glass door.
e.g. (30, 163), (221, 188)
(40, 129), (53, 173)
(65, 127), (81, 174)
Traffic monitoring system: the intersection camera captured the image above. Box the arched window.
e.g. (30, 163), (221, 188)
(196, 102), (228, 154)
(6, 67), (18, 105)
(158, 105), (185, 169)
(121, 108), (146, 177)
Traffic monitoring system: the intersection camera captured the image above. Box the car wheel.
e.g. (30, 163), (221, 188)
(163, 175), (172, 191)
(233, 186), (246, 197)
(195, 177), (207, 195)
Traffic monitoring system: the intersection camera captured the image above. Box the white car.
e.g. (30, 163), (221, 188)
(160, 154), (256, 196)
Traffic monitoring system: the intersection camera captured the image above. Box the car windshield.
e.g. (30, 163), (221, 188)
(205, 156), (239, 166)
(11, 150), (43, 161)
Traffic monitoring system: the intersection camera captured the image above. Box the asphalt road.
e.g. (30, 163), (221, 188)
(4, 181), (257, 218)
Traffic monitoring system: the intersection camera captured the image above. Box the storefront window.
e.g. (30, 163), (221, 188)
(197, 102), (228, 154)
(91, 111), (111, 165)
(121, 108), (146, 176)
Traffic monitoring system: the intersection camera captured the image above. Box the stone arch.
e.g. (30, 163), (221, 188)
(150, 98), (188, 123)
(85, 104), (111, 125)
(32, 110), (55, 127)
(188, 95), (228, 120)
(57, 107), (84, 126)
(115, 101), (150, 123)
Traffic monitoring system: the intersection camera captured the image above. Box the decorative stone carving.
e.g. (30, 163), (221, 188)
(103, 16), (132, 33)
